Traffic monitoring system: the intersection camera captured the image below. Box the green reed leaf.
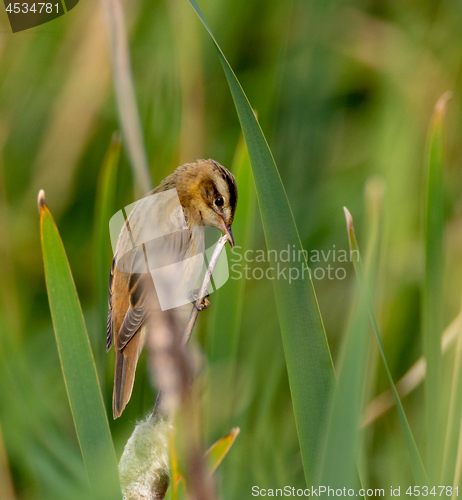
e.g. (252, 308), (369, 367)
(93, 132), (121, 368)
(38, 191), (121, 500)
(187, 0), (334, 483)
(206, 427), (240, 475)
(344, 207), (428, 486)
(423, 92), (450, 480)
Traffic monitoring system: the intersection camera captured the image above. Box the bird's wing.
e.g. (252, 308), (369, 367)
(116, 305), (145, 349)
(106, 256), (115, 352)
(106, 245), (147, 353)
(116, 260), (151, 350)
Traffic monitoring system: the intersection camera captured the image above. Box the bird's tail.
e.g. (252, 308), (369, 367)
(112, 331), (145, 418)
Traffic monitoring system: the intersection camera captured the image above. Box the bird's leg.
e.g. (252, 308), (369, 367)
(191, 288), (210, 311)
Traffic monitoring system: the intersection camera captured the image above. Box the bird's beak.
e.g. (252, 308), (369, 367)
(225, 225), (235, 248)
(219, 219), (235, 247)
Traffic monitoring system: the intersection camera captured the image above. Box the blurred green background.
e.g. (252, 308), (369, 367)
(1, 0), (462, 498)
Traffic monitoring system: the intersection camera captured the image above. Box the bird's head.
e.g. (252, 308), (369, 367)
(175, 159), (238, 247)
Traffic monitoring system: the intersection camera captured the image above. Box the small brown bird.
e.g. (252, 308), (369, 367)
(107, 159), (238, 418)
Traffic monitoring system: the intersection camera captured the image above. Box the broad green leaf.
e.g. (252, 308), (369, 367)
(423, 92), (450, 480)
(38, 191), (121, 500)
(206, 427), (240, 475)
(188, 0), (334, 483)
(344, 207), (428, 485)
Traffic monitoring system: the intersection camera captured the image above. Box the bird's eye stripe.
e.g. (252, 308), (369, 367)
(225, 174), (237, 211)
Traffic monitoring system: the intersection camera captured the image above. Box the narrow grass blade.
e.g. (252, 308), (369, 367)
(93, 132), (121, 363)
(452, 376), (462, 496)
(188, 0), (334, 483)
(344, 207), (428, 485)
(0, 422), (16, 500)
(364, 313), (462, 426)
(317, 186), (385, 491)
(423, 92), (450, 479)
(206, 428), (240, 475)
(165, 430), (179, 500)
(364, 176), (386, 288)
(176, 477), (188, 500)
(442, 307), (462, 484)
(38, 191), (121, 500)
(316, 286), (369, 491)
(102, 0), (152, 196)
(357, 177), (385, 486)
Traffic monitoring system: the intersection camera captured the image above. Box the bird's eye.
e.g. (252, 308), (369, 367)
(215, 196), (224, 207)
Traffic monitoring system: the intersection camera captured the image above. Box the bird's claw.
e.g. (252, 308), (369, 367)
(191, 288), (210, 311)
